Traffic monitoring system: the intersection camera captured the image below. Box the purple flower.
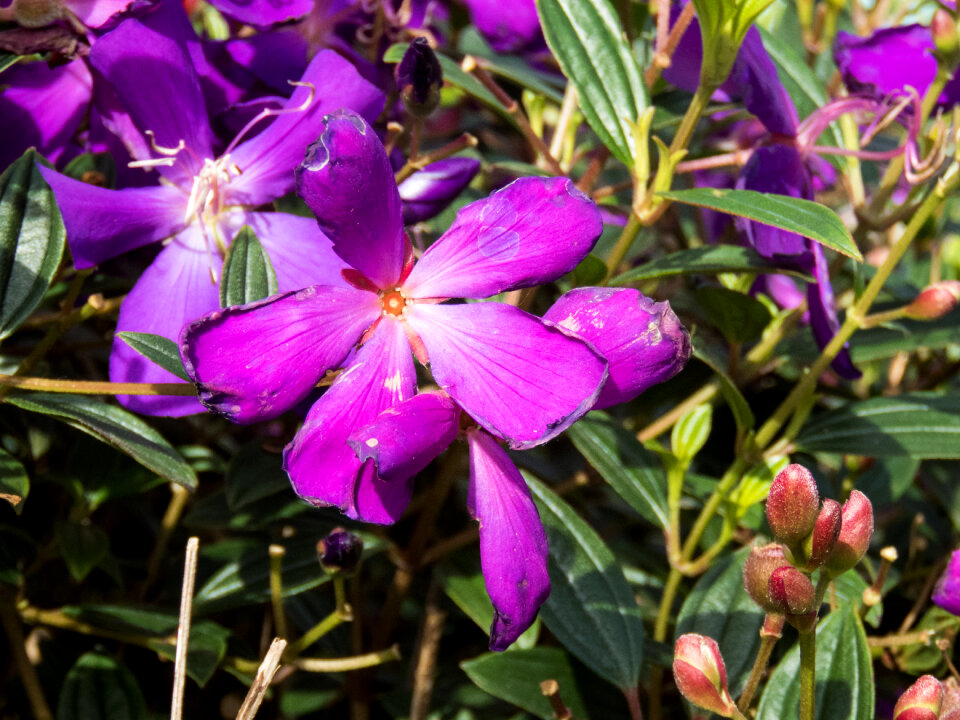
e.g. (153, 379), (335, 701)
(934, 549), (960, 616)
(39, 14), (384, 417)
(1, 0), (132, 28)
(461, 0), (545, 55)
(398, 157), (481, 224)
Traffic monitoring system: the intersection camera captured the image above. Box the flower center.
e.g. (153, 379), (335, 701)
(380, 289), (406, 316)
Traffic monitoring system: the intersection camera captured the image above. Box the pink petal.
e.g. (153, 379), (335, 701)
(180, 284), (379, 424)
(283, 318), (417, 524)
(467, 428), (550, 651)
(66, 0), (133, 27)
(406, 302), (607, 449)
(402, 176), (602, 300)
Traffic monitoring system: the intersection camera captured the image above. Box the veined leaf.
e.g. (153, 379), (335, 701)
(220, 225), (278, 308)
(57, 653), (146, 720)
(611, 245), (809, 286)
(117, 332), (190, 381)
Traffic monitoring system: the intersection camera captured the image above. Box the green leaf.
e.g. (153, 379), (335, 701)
(0, 148), (66, 339)
(116, 332), (190, 381)
(220, 226), (278, 307)
(0, 447), (29, 513)
(148, 620), (230, 687)
(225, 441), (291, 511)
(676, 548), (765, 697)
(696, 286), (772, 344)
(659, 188), (861, 261)
(57, 521), (110, 581)
(611, 245), (810, 285)
(57, 652), (146, 720)
(569, 253), (608, 286)
(458, 27), (565, 103)
(0, 53), (19, 75)
(757, 606), (874, 720)
(796, 393), (960, 459)
(899, 607), (960, 675)
(850, 315), (960, 362)
(672, 403), (712, 465)
(832, 571), (883, 628)
(727, 456), (789, 522)
(527, 475), (645, 690)
(567, 411), (668, 528)
(461, 648), (589, 720)
(535, 0), (648, 166)
(6, 393), (198, 489)
(63, 152), (116, 189)
(692, 340), (754, 433)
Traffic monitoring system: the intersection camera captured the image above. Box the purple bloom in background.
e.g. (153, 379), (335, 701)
(39, 13), (384, 417)
(461, 0), (544, 54)
(934, 549), (960, 616)
(398, 156), (481, 224)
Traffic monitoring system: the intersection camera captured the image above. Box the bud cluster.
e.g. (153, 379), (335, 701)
(742, 464), (874, 630)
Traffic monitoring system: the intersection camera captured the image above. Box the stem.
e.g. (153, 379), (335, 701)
(1, 603), (54, 720)
(293, 645), (401, 672)
(603, 212), (643, 281)
(408, 117), (423, 161)
(680, 457), (749, 561)
(737, 615), (784, 713)
(624, 686), (644, 720)
(644, 2), (695, 88)
(637, 381), (718, 442)
(394, 133), (478, 183)
(799, 630), (817, 720)
(171, 537), (199, 720)
(666, 463), (685, 565)
(550, 84), (579, 163)
(235, 638), (287, 720)
(648, 567), (682, 720)
(0, 375), (197, 395)
(268, 544), (287, 640)
(409, 580), (446, 720)
(668, 84), (715, 156)
(286, 609), (349, 658)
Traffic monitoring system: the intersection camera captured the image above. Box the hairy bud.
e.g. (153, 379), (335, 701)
(804, 498), (843, 570)
(903, 281), (960, 320)
(894, 675), (943, 720)
(766, 464), (820, 546)
(395, 37), (443, 117)
(673, 634), (738, 717)
(825, 490), (874, 576)
(768, 565), (817, 615)
(743, 543), (787, 613)
(317, 528), (363, 574)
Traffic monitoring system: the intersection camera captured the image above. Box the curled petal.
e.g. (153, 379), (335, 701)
(180, 285), (380, 424)
(283, 318), (417, 524)
(406, 302), (607, 449)
(808, 243), (861, 380)
(467, 428), (549, 651)
(543, 288), (690, 409)
(294, 109), (404, 289)
(403, 176), (602, 300)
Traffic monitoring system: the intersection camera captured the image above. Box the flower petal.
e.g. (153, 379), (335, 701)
(406, 302), (606, 449)
(110, 227), (220, 417)
(461, 0), (543, 54)
(37, 165), (187, 269)
(206, 0), (311, 26)
(294, 109), (404, 289)
(348, 391), (460, 483)
(228, 52), (385, 208)
(807, 243), (861, 380)
(66, 0), (133, 27)
(933, 548), (960, 616)
(834, 26), (941, 102)
(181, 284), (379, 424)
(466, 428), (549, 651)
(399, 156), (481, 225)
(543, 288), (690, 410)
(403, 177), (602, 300)
(283, 318), (417, 524)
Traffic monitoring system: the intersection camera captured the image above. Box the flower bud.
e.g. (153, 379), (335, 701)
(933, 548), (960, 616)
(803, 498), (842, 570)
(825, 490), (874, 576)
(317, 528), (363, 575)
(766, 464), (820, 546)
(940, 678), (960, 720)
(894, 675), (943, 720)
(395, 37), (443, 117)
(398, 157), (480, 224)
(673, 634), (738, 717)
(768, 565), (817, 615)
(743, 543), (787, 613)
(903, 281), (960, 321)
(932, 10), (960, 62)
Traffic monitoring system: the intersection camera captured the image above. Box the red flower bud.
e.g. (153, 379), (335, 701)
(932, 10), (960, 60)
(766, 464), (820, 546)
(904, 281), (960, 320)
(673, 634), (738, 717)
(743, 543), (787, 613)
(825, 490), (874, 576)
(894, 675), (943, 720)
(768, 565), (817, 615)
(804, 498), (842, 570)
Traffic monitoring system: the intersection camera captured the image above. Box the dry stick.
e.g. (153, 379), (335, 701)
(540, 680), (573, 720)
(0, 374), (197, 395)
(268, 545), (288, 640)
(171, 537), (199, 720)
(235, 638), (287, 720)
(550, 84), (579, 165)
(643, 2), (695, 87)
(409, 580), (447, 720)
(0, 603), (54, 720)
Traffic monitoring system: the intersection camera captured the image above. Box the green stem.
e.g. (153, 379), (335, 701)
(799, 630), (817, 720)
(737, 615), (784, 713)
(286, 609), (349, 658)
(666, 464), (685, 564)
(648, 567), (682, 720)
(269, 545), (287, 640)
(603, 212), (642, 282)
(668, 84), (714, 156)
(680, 457), (749, 562)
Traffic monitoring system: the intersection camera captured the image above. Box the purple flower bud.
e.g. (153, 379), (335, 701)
(743, 543), (787, 613)
(317, 528), (363, 574)
(673, 634), (738, 718)
(395, 37), (443, 117)
(398, 157), (481, 225)
(766, 464), (820, 547)
(894, 675), (943, 720)
(804, 498), (842, 570)
(825, 490), (874, 576)
(903, 281), (960, 321)
(768, 565), (817, 615)
(933, 548), (960, 616)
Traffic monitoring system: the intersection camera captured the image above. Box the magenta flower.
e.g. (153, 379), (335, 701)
(38, 11), (384, 417)
(398, 157), (482, 224)
(934, 548), (960, 616)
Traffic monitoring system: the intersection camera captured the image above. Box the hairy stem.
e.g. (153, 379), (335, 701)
(799, 630), (817, 720)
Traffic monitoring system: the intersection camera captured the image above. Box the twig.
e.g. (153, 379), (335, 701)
(235, 638), (287, 720)
(0, 374), (197, 395)
(140, 484), (191, 600)
(394, 133), (478, 183)
(268, 545), (288, 639)
(171, 537), (199, 720)
(540, 679), (573, 720)
(644, 2), (695, 87)
(0, 603), (54, 720)
(410, 580), (447, 720)
(293, 645), (401, 672)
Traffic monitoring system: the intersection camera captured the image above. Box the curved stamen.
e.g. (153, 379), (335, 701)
(222, 80), (317, 157)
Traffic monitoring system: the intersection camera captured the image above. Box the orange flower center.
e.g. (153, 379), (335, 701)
(381, 289), (406, 316)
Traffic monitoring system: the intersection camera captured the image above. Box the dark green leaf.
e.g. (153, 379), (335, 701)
(659, 188), (861, 261)
(148, 620), (230, 687)
(528, 475), (645, 690)
(569, 253), (608, 287)
(0, 447), (29, 514)
(7, 393), (198, 489)
(757, 606), (874, 720)
(611, 245), (808, 285)
(220, 225), (278, 308)
(57, 652), (146, 720)
(461, 648), (589, 720)
(116, 332), (190, 381)
(692, 340), (754, 432)
(676, 548), (765, 696)
(0, 148), (66, 339)
(63, 152), (116, 189)
(225, 441), (291, 511)
(0, 53), (19, 75)
(832, 571), (883, 628)
(535, 0), (648, 166)
(458, 27), (565, 103)
(567, 411), (668, 528)
(57, 521), (110, 581)
(696, 286), (772, 344)
(850, 314), (960, 362)
(899, 607), (960, 675)
(855, 456), (918, 507)
(796, 393), (960, 459)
